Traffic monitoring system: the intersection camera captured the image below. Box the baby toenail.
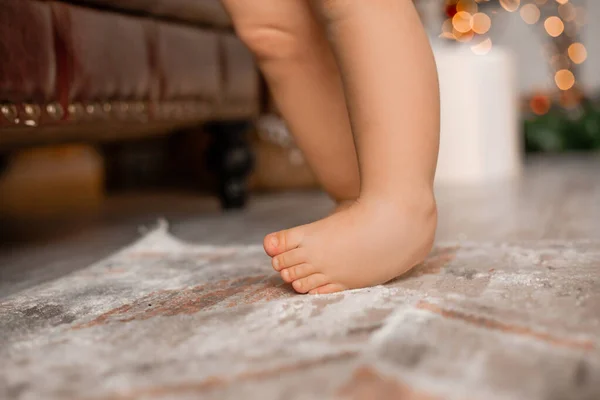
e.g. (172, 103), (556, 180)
(270, 236), (279, 248)
(273, 257), (280, 269)
(282, 269), (289, 280)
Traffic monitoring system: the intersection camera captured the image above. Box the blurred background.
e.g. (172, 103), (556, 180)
(420, 0), (600, 157)
(0, 0), (598, 250)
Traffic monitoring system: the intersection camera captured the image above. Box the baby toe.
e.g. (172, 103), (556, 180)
(292, 273), (330, 294)
(272, 248), (307, 271)
(309, 283), (347, 295)
(263, 227), (304, 257)
(280, 263), (317, 283)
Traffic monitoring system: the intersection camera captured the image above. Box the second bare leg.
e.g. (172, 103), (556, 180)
(221, 0), (360, 203)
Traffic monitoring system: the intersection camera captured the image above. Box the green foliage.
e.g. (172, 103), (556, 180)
(524, 102), (600, 152)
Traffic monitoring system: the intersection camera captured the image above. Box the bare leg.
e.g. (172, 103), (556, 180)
(265, 0), (440, 294)
(221, 0), (360, 203)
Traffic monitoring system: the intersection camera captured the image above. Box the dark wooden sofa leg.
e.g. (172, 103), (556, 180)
(0, 153), (7, 177)
(205, 121), (255, 210)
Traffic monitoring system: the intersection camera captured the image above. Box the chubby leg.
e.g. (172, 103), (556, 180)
(265, 0), (440, 294)
(221, 0), (360, 203)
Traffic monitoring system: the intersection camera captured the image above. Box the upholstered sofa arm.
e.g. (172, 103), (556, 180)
(0, 0), (258, 148)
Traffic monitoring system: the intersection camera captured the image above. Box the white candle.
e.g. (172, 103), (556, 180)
(434, 45), (522, 185)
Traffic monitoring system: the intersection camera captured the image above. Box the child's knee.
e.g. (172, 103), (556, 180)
(235, 25), (307, 62)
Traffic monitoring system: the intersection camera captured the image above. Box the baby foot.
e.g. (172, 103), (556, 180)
(265, 196), (437, 294)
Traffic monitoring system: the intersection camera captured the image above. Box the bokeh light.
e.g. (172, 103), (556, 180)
(499, 0), (521, 12)
(558, 3), (576, 22)
(454, 29), (475, 42)
(452, 11), (473, 33)
(440, 18), (455, 39)
(530, 94), (551, 115)
(544, 16), (565, 37)
(471, 13), (492, 34)
(456, 0), (478, 14)
(568, 43), (587, 64)
(520, 4), (540, 24)
(555, 69), (575, 91)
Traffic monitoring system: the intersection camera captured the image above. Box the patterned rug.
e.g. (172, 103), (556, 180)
(1, 223), (599, 400)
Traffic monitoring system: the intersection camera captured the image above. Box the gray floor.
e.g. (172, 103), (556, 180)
(1, 154), (599, 299)
(2, 154), (600, 400)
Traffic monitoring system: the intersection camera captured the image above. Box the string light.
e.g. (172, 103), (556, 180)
(435, 0), (599, 151)
(499, 0), (521, 12)
(530, 94), (551, 115)
(457, 0), (478, 13)
(442, 0), (492, 52)
(558, 3), (576, 22)
(439, 0), (587, 95)
(544, 16), (564, 37)
(471, 13), (492, 34)
(520, 4), (541, 24)
(454, 29), (475, 42)
(555, 69), (575, 91)
(568, 42), (587, 64)
(452, 11), (473, 33)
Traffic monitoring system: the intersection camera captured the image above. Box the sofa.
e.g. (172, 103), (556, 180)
(0, 0), (260, 209)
